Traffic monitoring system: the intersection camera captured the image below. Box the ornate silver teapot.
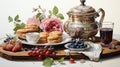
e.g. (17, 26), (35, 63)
(64, 0), (105, 41)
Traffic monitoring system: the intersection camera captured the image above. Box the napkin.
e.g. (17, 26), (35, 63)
(64, 43), (102, 61)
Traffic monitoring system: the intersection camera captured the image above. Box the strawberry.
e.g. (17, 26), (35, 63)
(2, 43), (7, 50)
(12, 42), (22, 52)
(8, 44), (14, 51)
(5, 44), (13, 51)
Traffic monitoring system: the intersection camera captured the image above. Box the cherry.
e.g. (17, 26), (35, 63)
(28, 51), (33, 56)
(48, 48), (52, 53)
(35, 50), (40, 56)
(44, 46), (49, 50)
(45, 51), (50, 57)
(39, 51), (44, 55)
(32, 51), (37, 56)
(70, 58), (75, 63)
(34, 47), (39, 51)
(52, 52), (56, 58)
(38, 55), (43, 60)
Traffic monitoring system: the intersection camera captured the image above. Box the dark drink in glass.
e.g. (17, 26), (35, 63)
(100, 28), (113, 46)
(99, 22), (114, 47)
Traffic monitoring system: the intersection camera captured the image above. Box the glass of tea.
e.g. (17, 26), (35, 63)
(99, 22), (114, 47)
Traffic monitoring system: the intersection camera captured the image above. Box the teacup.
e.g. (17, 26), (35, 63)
(26, 32), (40, 44)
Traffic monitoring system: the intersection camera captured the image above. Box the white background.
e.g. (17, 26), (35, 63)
(0, 0), (120, 67)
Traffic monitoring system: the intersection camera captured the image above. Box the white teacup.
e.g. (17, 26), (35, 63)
(26, 32), (40, 44)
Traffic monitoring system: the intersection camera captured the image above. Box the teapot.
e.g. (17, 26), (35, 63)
(64, 0), (105, 41)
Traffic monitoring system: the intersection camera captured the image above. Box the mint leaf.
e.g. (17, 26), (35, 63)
(48, 10), (52, 18)
(13, 23), (25, 34)
(57, 13), (64, 19)
(14, 15), (19, 22)
(8, 16), (13, 22)
(58, 57), (64, 63)
(53, 6), (58, 15)
(43, 58), (54, 67)
(16, 20), (21, 22)
(36, 12), (41, 19)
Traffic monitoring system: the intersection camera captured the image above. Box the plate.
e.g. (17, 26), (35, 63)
(19, 32), (72, 46)
(64, 42), (91, 51)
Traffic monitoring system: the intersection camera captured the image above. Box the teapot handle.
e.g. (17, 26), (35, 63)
(64, 20), (70, 33)
(97, 8), (105, 25)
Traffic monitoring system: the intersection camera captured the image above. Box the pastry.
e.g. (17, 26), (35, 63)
(16, 29), (27, 39)
(49, 31), (62, 36)
(38, 32), (49, 43)
(47, 34), (62, 43)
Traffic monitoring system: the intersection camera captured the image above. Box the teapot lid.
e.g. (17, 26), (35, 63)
(67, 0), (96, 16)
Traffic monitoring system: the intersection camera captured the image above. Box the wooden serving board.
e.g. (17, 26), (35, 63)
(0, 38), (120, 60)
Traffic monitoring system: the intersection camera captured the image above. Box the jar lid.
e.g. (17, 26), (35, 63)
(67, 0), (96, 16)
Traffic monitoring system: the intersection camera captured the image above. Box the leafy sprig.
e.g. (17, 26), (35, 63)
(8, 15), (25, 34)
(48, 6), (64, 19)
(32, 5), (46, 22)
(43, 57), (65, 67)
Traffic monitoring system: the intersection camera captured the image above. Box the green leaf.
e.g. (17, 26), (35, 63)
(14, 15), (19, 22)
(43, 57), (54, 67)
(13, 23), (25, 34)
(58, 57), (64, 63)
(36, 12), (41, 19)
(49, 10), (52, 15)
(16, 20), (21, 22)
(53, 6), (58, 15)
(8, 16), (13, 22)
(57, 13), (64, 19)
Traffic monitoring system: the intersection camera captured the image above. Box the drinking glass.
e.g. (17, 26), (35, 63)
(99, 22), (114, 47)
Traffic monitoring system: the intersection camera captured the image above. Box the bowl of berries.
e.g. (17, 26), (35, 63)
(65, 39), (91, 51)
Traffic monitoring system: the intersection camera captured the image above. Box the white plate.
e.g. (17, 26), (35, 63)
(64, 42), (92, 51)
(19, 32), (72, 46)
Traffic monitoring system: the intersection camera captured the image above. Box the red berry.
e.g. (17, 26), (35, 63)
(34, 47), (39, 51)
(35, 50), (40, 56)
(45, 51), (50, 57)
(52, 52), (56, 58)
(48, 48), (52, 53)
(32, 51), (37, 56)
(12, 42), (22, 52)
(8, 44), (14, 51)
(2, 43), (7, 50)
(39, 51), (44, 55)
(28, 51), (33, 56)
(38, 55), (42, 60)
(44, 46), (49, 50)
(70, 58), (75, 63)
(43, 50), (47, 55)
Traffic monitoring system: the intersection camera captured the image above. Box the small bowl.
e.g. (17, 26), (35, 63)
(26, 32), (40, 44)
(64, 41), (92, 51)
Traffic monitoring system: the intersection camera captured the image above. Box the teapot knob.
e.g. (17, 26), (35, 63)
(80, 0), (86, 6)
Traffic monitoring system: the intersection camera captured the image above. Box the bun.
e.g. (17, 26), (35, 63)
(16, 24), (39, 39)
(49, 31), (62, 36)
(47, 31), (63, 43)
(38, 32), (49, 43)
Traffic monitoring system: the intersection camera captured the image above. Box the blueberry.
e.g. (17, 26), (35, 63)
(79, 39), (84, 42)
(72, 40), (76, 43)
(73, 45), (77, 48)
(78, 43), (83, 46)
(49, 46), (55, 50)
(74, 42), (78, 46)
(31, 48), (35, 51)
(24, 48), (28, 51)
(4, 40), (7, 43)
(69, 45), (74, 48)
(77, 46), (80, 48)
